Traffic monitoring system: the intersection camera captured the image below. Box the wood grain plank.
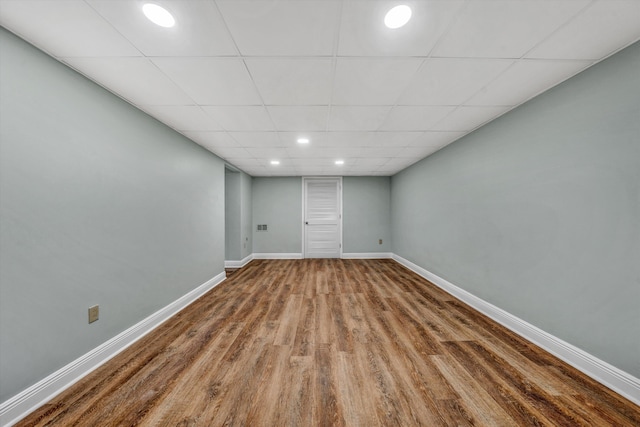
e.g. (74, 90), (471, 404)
(315, 344), (345, 427)
(431, 353), (516, 426)
(16, 259), (640, 427)
(274, 293), (304, 346)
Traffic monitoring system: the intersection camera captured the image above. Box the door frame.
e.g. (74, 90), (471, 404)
(301, 177), (343, 259)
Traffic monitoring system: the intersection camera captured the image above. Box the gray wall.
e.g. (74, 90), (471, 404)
(240, 172), (253, 259)
(252, 177), (302, 254)
(343, 177), (391, 253)
(225, 169), (252, 261)
(225, 169), (241, 260)
(252, 176), (393, 255)
(0, 28), (226, 402)
(391, 42), (640, 377)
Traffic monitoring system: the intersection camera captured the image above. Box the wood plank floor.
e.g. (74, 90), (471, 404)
(18, 259), (640, 426)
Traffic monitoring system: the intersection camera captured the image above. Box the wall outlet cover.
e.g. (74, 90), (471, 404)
(88, 305), (99, 324)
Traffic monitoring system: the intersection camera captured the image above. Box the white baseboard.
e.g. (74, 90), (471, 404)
(391, 254), (640, 406)
(342, 252), (393, 259)
(224, 254), (254, 269)
(0, 272), (227, 427)
(253, 253), (303, 259)
(4, 256), (638, 426)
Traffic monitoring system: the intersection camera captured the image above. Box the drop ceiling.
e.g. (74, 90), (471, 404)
(1, 0), (639, 176)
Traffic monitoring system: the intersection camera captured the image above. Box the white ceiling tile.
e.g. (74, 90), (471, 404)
(281, 131), (394, 148)
(4, 0), (637, 177)
(338, 0), (465, 56)
(299, 169), (329, 176)
(406, 131), (465, 148)
(287, 144), (321, 158)
(368, 132), (430, 147)
(86, 0), (237, 56)
(140, 105), (222, 131)
(354, 157), (393, 167)
(527, 1), (640, 60)
(288, 146), (366, 159)
(279, 131), (370, 148)
(208, 146), (253, 159)
(344, 167), (381, 175)
(328, 132), (380, 147)
(290, 158), (339, 167)
(62, 57), (193, 106)
(182, 131), (240, 148)
(295, 131), (455, 148)
(286, 147), (328, 160)
(245, 58), (333, 105)
(268, 106), (329, 131)
(379, 157), (422, 171)
(466, 59), (592, 106)
(228, 132), (283, 147)
(245, 147), (290, 159)
(264, 168), (298, 176)
(360, 146), (403, 157)
(202, 106), (275, 131)
(225, 158), (262, 167)
(0, 0), (139, 57)
(278, 131), (330, 147)
(398, 58), (513, 106)
(432, 0), (590, 58)
(216, 0), (340, 56)
(326, 132), (382, 147)
(332, 58), (423, 105)
(433, 106), (510, 132)
(396, 145), (442, 159)
(152, 58), (262, 105)
(328, 106), (391, 131)
(380, 106), (456, 131)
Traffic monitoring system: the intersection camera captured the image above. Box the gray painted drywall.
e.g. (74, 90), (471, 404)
(391, 41), (640, 377)
(240, 172), (253, 259)
(343, 177), (391, 253)
(252, 176), (392, 255)
(0, 28), (226, 402)
(225, 169), (241, 260)
(252, 177), (302, 254)
(225, 168), (252, 261)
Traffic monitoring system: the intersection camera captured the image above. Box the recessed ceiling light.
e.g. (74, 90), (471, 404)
(297, 138), (310, 144)
(270, 160), (280, 165)
(384, 5), (412, 29)
(335, 160), (344, 165)
(142, 3), (175, 28)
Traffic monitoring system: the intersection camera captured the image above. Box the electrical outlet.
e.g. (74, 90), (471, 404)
(88, 305), (99, 324)
(379, 239), (383, 245)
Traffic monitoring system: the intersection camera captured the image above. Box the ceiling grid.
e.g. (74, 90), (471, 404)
(0, 0), (638, 176)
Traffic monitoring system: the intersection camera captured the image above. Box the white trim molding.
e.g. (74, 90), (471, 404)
(342, 252), (393, 259)
(391, 254), (640, 406)
(0, 272), (227, 427)
(224, 254), (254, 269)
(252, 253), (303, 260)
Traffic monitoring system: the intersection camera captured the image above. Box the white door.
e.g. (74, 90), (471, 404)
(303, 178), (342, 258)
